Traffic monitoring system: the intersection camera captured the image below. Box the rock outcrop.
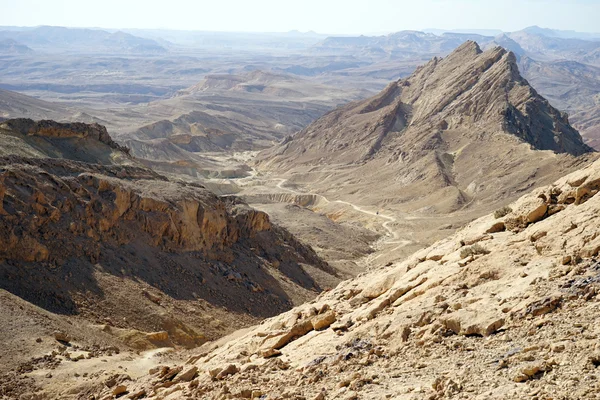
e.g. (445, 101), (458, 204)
(0, 118), (133, 165)
(0, 118), (129, 154)
(0, 121), (335, 352)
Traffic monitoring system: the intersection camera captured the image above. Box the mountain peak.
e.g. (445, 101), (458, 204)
(438, 40), (497, 70)
(257, 42), (594, 214)
(263, 43), (592, 168)
(454, 39), (483, 55)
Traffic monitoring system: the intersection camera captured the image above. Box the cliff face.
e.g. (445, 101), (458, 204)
(0, 161), (274, 262)
(0, 118), (135, 165)
(0, 118), (130, 154)
(0, 121), (334, 351)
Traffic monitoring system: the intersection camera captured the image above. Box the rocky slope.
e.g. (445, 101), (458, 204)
(84, 148), (600, 400)
(518, 57), (600, 148)
(0, 89), (77, 122)
(257, 42), (595, 220)
(0, 120), (338, 396)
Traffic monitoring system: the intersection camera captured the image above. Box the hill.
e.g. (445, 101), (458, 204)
(0, 38), (33, 54)
(182, 70), (356, 99)
(0, 88), (74, 121)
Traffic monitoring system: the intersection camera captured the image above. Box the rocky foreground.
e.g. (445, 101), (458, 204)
(76, 155), (600, 400)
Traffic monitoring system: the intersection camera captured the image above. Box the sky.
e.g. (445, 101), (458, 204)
(1, 0), (599, 35)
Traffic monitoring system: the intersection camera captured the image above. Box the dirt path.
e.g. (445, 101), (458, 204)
(273, 177), (411, 254)
(216, 164), (415, 266)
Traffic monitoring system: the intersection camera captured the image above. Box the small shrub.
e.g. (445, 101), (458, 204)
(460, 244), (491, 259)
(494, 206), (512, 219)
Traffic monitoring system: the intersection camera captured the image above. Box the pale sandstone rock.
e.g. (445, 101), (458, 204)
(112, 385), (127, 396)
(216, 364), (239, 380)
(311, 311), (336, 331)
(177, 366), (198, 382)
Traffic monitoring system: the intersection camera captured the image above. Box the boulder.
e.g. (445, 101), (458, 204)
(177, 366), (198, 382)
(216, 364), (239, 380)
(311, 311), (336, 331)
(53, 331), (71, 343)
(112, 385), (127, 396)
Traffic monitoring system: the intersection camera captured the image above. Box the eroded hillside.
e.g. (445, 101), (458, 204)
(0, 119), (337, 398)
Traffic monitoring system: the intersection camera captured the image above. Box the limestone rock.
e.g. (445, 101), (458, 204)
(311, 311), (336, 331)
(177, 366), (198, 382)
(112, 385), (127, 396)
(258, 319), (314, 357)
(216, 364), (239, 380)
(442, 310), (505, 336)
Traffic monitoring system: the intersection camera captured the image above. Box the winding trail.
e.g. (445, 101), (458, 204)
(272, 177), (412, 254)
(215, 156), (416, 264)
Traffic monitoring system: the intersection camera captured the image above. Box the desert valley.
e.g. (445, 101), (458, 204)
(1, 4), (600, 399)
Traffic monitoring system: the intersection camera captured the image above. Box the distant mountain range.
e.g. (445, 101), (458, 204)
(426, 26), (600, 41)
(0, 26), (168, 54)
(311, 27), (600, 64)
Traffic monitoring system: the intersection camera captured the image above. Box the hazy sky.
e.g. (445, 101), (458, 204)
(2, 0), (599, 34)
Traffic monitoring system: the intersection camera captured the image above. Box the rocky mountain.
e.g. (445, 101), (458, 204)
(0, 119), (340, 397)
(521, 25), (600, 41)
(258, 42), (595, 220)
(73, 136), (600, 400)
(487, 34), (526, 60)
(518, 57), (600, 148)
